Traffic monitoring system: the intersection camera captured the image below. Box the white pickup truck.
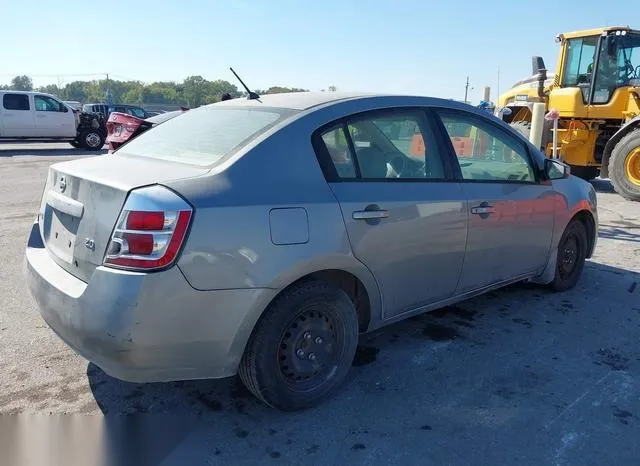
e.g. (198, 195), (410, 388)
(0, 90), (106, 150)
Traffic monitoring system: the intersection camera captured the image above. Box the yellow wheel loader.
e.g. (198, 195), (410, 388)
(497, 26), (640, 201)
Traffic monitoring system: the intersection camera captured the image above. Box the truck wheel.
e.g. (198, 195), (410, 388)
(510, 120), (552, 152)
(570, 166), (599, 181)
(549, 219), (588, 292)
(79, 129), (105, 151)
(239, 280), (358, 411)
(609, 130), (640, 201)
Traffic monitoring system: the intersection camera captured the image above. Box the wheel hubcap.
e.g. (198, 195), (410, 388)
(559, 233), (579, 277)
(625, 148), (640, 186)
(86, 133), (101, 148)
(278, 310), (336, 386)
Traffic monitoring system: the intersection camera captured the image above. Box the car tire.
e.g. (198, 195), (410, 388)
(549, 219), (588, 292)
(609, 129), (640, 202)
(79, 129), (105, 151)
(239, 280), (359, 411)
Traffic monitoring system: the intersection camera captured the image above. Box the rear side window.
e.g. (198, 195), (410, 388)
(3, 93), (30, 111)
(118, 106), (296, 166)
(315, 110), (447, 180)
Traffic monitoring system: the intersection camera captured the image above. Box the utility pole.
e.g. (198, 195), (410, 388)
(464, 76), (471, 103)
(105, 73), (113, 106)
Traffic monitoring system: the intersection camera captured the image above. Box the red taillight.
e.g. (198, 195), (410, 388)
(104, 186), (193, 271)
(126, 211), (165, 230)
(123, 233), (154, 255)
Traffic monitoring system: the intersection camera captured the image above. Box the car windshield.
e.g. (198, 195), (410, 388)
(117, 105), (297, 166)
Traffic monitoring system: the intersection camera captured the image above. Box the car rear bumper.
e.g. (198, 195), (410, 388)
(25, 221), (274, 383)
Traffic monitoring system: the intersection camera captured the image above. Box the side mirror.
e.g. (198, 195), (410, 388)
(62, 105), (68, 113)
(545, 158), (570, 180)
(532, 56), (546, 74)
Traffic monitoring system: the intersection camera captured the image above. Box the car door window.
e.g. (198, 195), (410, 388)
(438, 111), (536, 183)
(34, 95), (63, 112)
(3, 93), (30, 111)
(321, 126), (358, 179)
(316, 111), (446, 180)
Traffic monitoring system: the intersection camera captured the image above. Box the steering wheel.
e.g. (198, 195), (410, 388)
(387, 152), (427, 178)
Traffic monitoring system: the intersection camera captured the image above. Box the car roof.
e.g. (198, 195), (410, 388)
(0, 90), (58, 98)
(212, 91), (476, 112)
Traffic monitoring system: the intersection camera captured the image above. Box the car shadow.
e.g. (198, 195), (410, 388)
(86, 260), (640, 462)
(599, 226), (640, 243)
(0, 146), (107, 157)
(590, 178), (615, 194)
(87, 260), (640, 412)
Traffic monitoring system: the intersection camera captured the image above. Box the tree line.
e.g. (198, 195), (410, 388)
(2, 75), (336, 107)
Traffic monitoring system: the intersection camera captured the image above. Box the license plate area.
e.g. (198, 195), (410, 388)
(43, 205), (79, 264)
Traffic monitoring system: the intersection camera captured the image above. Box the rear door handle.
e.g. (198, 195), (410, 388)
(353, 209), (389, 220)
(471, 205), (495, 215)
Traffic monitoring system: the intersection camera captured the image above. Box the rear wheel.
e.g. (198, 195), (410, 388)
(549, 220), (588, 292)
(78, 129), (105, 151)
(609, 129), (640, 201)
(239, 280), (358, 411)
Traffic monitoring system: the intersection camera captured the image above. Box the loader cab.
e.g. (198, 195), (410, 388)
(555, 27), (640, 118)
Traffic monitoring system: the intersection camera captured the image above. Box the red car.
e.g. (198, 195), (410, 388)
(106, 108), (188, 152)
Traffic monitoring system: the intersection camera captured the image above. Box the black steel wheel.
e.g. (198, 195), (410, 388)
(239, 280), (358, 411)
(549, 219), (588, 292)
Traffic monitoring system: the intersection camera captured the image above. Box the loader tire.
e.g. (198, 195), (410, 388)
(510, 120), (552, 152)
(609, 130), (640, 202)
(570, 166), (599, 181)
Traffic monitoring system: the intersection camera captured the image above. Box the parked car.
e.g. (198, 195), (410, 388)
(82, 103), (152, 120)
(0, 90), (106, 149)
(25, 92), (598, 411)
(106, 109), (187, 152)
(63, 100), (82, 111)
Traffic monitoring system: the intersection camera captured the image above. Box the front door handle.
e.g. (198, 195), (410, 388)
(353, 209), (389, 220)
(471, 205), (495, 215)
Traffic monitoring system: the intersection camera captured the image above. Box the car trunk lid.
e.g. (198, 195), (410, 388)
(38, 154), (208, 282)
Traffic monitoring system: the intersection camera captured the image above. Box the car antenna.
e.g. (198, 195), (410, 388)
(230, 67), (261, 101)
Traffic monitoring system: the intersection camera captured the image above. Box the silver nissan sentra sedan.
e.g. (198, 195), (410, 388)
(25, 92), (598, 411)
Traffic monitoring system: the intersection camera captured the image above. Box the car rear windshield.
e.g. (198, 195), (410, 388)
(117, 105), (297, 166)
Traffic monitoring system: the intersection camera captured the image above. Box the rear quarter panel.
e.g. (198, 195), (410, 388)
(167, 106), (381, 298)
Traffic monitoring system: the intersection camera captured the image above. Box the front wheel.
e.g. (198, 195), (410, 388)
(239, 280), (359, 411)
(78, 129), (105, 151)
(549, 219), (588, 292)
(609, 129), (640, 201)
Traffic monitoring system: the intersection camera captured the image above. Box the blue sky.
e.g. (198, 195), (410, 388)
(2, 0), (638, 102)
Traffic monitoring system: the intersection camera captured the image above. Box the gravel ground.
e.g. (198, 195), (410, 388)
(1, 143), (639, 465)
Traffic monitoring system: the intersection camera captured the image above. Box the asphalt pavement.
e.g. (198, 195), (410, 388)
(1, 143), (639, 466)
